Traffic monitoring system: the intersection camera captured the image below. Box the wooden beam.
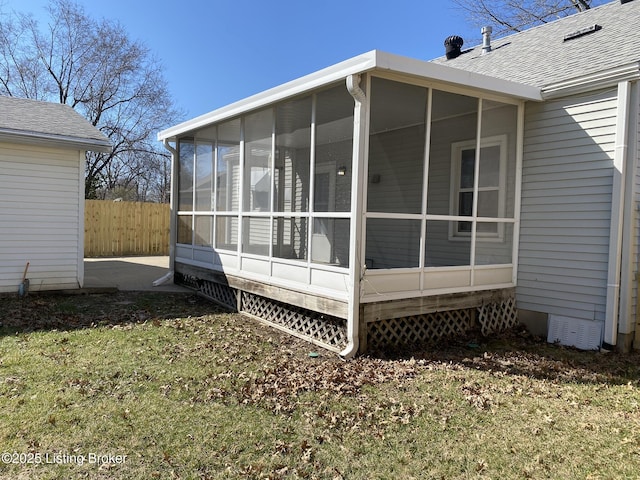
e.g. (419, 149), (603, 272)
(175, 262), (349, 319)
(362, 288), (515, 323)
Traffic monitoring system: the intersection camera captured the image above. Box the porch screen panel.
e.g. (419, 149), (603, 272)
(366, 219), (421, 269)
(195, 129), (214, 211)
(216, 119), (241, 212)
(178, 139), (194, 211)
(194, 216), (212, 247)
(216, 216), (238, 251)
(314, 85), (353, 213)
(475, 223), (513, 265)
(480, 100), (518, 219)
(426, 90), (478, 217)
(367, 77), (427, 214)
(275, 96), (311, 213)
(311, 218), (349, 267)
(425, 220), (471, 267)
(273, 217), (307, 260)
(244, 109), (273, 212)
(243, 217), (271, 255)
(177, 214), (193, 245)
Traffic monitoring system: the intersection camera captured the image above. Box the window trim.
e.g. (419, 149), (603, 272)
(449, 134), (507, 241)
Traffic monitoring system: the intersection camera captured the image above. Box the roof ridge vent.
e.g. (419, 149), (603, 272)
(563, 24), (602, 42)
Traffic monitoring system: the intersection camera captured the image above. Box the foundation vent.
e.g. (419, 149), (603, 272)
(547, 315), (602, 350)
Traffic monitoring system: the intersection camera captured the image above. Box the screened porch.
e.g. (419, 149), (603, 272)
(162, 51), (538, 354)
(173, 74), (521, 303)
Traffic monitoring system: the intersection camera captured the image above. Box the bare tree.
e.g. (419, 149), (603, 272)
(452, 0), (608, 38)
(0, 0), (182, 201)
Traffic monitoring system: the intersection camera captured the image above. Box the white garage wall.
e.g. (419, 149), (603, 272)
(0, 142), (83, 293)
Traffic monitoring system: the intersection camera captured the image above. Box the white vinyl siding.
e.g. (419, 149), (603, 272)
(0, 142), (83, 292)
(517, 89), (618, 322)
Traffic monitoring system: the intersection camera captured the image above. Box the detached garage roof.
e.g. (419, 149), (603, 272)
(0, 96), (111, 152)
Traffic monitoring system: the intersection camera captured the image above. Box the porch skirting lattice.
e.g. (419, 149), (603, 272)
(478, 295), (518, 336)
(176, 272), (238, 310)
(241, 292), (348, 352)
(175, 273), (348, 352)
(176, 270), (517, 355)
(365, 290), (518, 352)
(367, 309), (474, 351)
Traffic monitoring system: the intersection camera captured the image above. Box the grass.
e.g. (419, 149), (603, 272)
(2, 291), (640, 479)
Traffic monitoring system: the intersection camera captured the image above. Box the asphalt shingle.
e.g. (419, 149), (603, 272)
(0, 95), (109, 145)
(431, 0), (640, 89)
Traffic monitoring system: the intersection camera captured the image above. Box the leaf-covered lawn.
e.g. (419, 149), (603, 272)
(1, 291), (640, 479)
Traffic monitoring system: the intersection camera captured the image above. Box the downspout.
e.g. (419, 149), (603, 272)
(618, 81), (639, 346)
(153, 138), (178, 287)
(512, 101), (526, 286)
(340, 73), (367, 358)
(603, 81), (631, 350)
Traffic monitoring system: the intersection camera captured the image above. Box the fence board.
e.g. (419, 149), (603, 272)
(84, 200), (170, 257)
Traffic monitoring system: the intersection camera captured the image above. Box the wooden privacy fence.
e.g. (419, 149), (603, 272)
(84, 200), (170, 257)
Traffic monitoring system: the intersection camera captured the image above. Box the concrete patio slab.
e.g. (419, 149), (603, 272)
(84, 256), (190, 293)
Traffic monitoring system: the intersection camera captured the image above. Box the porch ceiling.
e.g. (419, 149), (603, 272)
(158, 50), (542, 142)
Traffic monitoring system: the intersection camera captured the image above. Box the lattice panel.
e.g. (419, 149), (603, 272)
(199, 280), (238, 310)
(478, 295), (518, 336)
(175, 272), (199, 290)
(241, 292), (348, 351)
(367, 309), (473, 351)
(175, 274), (238, 310)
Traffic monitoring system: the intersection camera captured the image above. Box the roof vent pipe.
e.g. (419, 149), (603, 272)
(482, 26), (492, 54)
(444, 35), (464, 60)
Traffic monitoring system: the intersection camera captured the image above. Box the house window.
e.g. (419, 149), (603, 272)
(450, 135), (506, 238)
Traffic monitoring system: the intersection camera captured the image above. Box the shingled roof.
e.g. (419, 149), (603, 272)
(0, 96), (111, 152)
(431, 0), (640, 94)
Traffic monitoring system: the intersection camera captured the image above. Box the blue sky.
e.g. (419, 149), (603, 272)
(5, 0), (485, 121)
(0, 1), (547, 121)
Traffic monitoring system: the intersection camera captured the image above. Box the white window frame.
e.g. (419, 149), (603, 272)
(449, 134), (507, 241)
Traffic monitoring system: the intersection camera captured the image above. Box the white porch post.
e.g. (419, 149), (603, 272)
(164, 140), (178, 277)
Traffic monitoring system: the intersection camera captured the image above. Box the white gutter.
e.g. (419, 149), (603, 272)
(603, 80), (631, 350)
(340, 73), (368, 358)
(542, 61), (640, 100)
(158, 53), (378, 141)
(0, 129), (112, 153)
(154, 139), (178, 287)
